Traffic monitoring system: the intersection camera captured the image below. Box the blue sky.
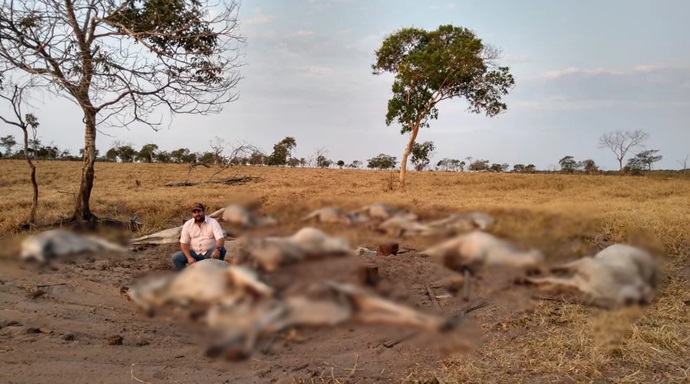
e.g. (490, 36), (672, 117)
(1, 0), (689, 170)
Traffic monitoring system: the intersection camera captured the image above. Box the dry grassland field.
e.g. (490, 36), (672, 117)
(0, 159), (689, 384)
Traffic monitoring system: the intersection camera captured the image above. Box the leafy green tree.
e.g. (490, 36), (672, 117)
(410, 140), (435, 171)
(489, 163), (509, 173)
(0, 0), (245, 221)
(558, 155), (579, 173)
(367, 154), (397, 170)
(138, 144), (159, 163)
(267, 142), (289, 166)
(372, 24), (515, 186)
(287, 157), (300, 167)
(630, 149), (662, 171)
(336, 160), (345, 169)
(436, 158), (464, 172)
(316, 155), (332, 168)
(468, 159), (489, 172)
(581, 159), (599, 174)
(0, 134), (16, 156)
(105, 148), (119, 162)
(170, 148), (191, 163)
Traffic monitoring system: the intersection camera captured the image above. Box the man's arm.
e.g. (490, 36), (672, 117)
(179, 223), (195, 263)
(211, 220), (225, 258)
(180, 242), (195, 263)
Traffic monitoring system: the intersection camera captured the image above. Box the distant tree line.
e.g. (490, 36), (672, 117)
(0, 131), (686, 177)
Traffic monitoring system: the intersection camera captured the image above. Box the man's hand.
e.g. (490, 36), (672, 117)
(211, 249), (220, 259)
(186, 257), (196, 265)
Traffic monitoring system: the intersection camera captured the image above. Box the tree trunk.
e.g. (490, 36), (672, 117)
(22, 126), (38, 225)
(399, 126), (420, 187)
(72, 109), (97, 222)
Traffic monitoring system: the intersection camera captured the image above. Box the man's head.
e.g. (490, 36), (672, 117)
(190, 202), (206, 222)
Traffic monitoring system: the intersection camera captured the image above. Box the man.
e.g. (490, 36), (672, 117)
(171, 202), (227, 271)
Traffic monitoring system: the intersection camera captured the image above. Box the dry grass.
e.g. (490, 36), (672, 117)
(1, 159), (689, 382)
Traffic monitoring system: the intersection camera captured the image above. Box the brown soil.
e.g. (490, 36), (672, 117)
(0, 220), (570, 384)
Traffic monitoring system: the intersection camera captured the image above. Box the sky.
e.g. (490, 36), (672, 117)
(1, 0), (689, 170)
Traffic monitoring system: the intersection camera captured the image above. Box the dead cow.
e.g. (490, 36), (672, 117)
(130, 225), (229, 246)
(426, 212), (495, 232)
(238, 227), (354, 271)
(124, 258), (274, 317)
(420, 230), (545, 275)
(208, 204), (278, 228)
(355, 202), (419, 221)
(375, 215), (449, 237)
(302, 207), (369, 226)
(522, 244), (659, 309)
(20, 229), (129, 263)
(204, 280), (462, 360)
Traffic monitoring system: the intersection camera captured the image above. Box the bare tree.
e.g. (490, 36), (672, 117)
(0, 0), (245, 223)
(308, 146), (329, 168)
(598, 130), (649, 173)
(0, 76), (40, 226)
(678, 154), (689, 177)
(207, 141), (259, 181)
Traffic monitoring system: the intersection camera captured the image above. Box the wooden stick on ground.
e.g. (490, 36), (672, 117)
(425, 284), (442, 312)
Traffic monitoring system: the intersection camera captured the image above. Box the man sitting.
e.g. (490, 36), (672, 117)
(171, 202), (227, 271)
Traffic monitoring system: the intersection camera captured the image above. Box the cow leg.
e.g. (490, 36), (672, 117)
(523, 275), (580, 288)
(326, 282), (447, 332)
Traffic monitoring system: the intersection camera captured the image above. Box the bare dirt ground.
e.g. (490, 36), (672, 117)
(1, 217), (565, 384)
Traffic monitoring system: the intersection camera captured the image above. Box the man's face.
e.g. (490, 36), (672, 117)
(192, 208), (205, 222)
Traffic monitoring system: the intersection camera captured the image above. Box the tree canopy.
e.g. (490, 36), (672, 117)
(372, 24), (515, 186)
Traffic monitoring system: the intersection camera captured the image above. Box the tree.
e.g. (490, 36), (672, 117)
(279, 136), (297, 159)
(436, 158), (464, 172)
(558, 155), (579, 173)
(581, 159), (599, 174)
(0, 0), (245, 222)
(0, 134), (16, 156)
(316, 155), (332, 169)
(0, 77), (40, 226)
(349, 160), (362, 169)
(630, 149), (662, 171)
(287, 157), (300, 167)
(598, 130), (649, 173)
(267, 137), (296, 166)
(468, 159), (489, 172)
(336, 160), (345, 169)
(410, 140), (435, 171)
(372, 24), (515, 187)
(170, 148), (191, 163)
(512, 163), (525, 173)
(137, 143), (158, 163)
(489, 163), (509, 173)
(367, 153), (397, 170)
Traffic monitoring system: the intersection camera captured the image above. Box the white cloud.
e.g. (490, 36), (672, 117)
(244, 7), (275, 25)
(298, 66), (334, 76)
(295, 30), (314, 37)
(516, 64), (690, 110)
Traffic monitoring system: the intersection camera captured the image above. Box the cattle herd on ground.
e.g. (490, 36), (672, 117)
(16, 202), (660, 360)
